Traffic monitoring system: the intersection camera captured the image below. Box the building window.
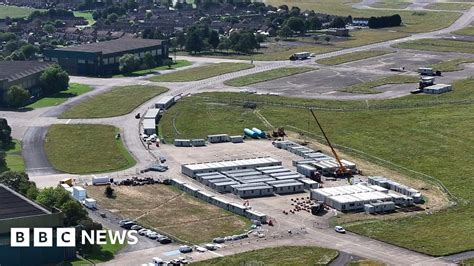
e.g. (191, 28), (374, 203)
(152, 50), (157, 56)
(78, 59), (86, 64)
(157, 49), (162, 55)
(102, 58), (108, 65)
(51, 57), (58, 62)
(139, 52), (144, 58)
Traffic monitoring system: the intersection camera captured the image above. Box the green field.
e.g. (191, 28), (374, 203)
(371, 0), (411, 9)
(426, 2), (473, 11)
(338, 75), (419, 94)
(192, 246), (338, 266)
(113, 60), (193, 78)
(454, 24), (474, 36)
(66, 233), (126, 265)
(73, 11), (95, 26)
(0, 140), (25, 173)
(27, 83), (92, 109)
(44, 124), (136, 174)
(87, 185), (251, 243)
(149, 63), (254, 82)
(430, 58), (474, 72)
(0, 5), (41, 18)
(316, 50), (393, 65)
(393, 39), (474, 54)
(224, 67), (314, 87)
(59, 85), (168, 118)
(159, 76), (474, 255)
(463, 258), (474, 266)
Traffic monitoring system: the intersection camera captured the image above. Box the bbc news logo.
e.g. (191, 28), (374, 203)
(10, 228), (138, 247)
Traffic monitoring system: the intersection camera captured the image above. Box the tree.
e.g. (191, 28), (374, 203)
(37, 187), (87, 226)
(308, 16), (322, 30)
(0, 171), (37, 198)
(40, 65), (69, 95)
(119, 54), (140, 73)
(107, 13), (119, 23)
(146, 11), (152, 19)
(176, 32), (186, 49)
(19, 44), (38, 60)
(289, 6), (300, 16)
(43, 24), (56, 34)
(185, 31), (204, 54)
(324, 36), (331, 43)
(143, 53), (155, 70)
(231, 31), (258, 54)
(105, 186), (114, 198)
(285, 17), (306, 34)
(312, 35), (319, 43)
(0, 119), (12, 149)
(330, 17), (346, 28)
(6, 86), (30, 107)
(278, 25), (293, 39)
(163, 58), (173, 69)
(209, 30), (220, 51)
(217, 37), (231, 51)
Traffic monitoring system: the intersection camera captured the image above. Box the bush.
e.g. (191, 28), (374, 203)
(40, 65), (69, 95)
(119, 54), (140, 73)
(105, 186), (114, 198)
(368, 14), (402, 29)
(5, 85), (30, 107)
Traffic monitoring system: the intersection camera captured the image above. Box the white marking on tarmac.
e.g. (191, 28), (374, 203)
(66, 119), (71, 124)
(209, 250), (224, 257)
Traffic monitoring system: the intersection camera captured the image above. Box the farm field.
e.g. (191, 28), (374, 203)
(224, 67), (314, 87)
(87, 185), (251, 243)
(149, 63), (254, 82)
(44, 124), (135, 174)
(59, 85), (168, 118)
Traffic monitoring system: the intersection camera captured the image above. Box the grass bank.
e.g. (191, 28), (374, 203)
(0, 140), (25, 173)
(60, 85), (167, 118)
(454, 23), (474, 36)
(430, 58), (474, 72)
(316, 50), (393, 65)
(192, 246), (338, 265)
(149, 63), (254, 82)
(73, 11), (95, 26)
(426, 2), (473, 11)
(27, 83), (92, 109)
(112, 60), (192, 78)
(393, 39), (474, 54)
(0, 5), (41, 18)
(224, 67), (314, 87)
(44, 124), (135, 174)
(338, 75), (419, 94)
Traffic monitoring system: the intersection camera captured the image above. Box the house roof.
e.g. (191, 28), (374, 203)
(0, 184), (50, 220)
(53, 38), (165, 55)
(0, 61), (52, 83)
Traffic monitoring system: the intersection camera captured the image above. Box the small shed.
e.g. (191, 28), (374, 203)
(245, 209), (267, 224)
(143, 119), (156, 135)
(191, 139), (206, 147)
(300, 178), (320, 189)
(174, 139), (192, 147)
(230, 135), (244, 143)
(207, 134), (230, 143)
(143, 108), (161, 122)
(155, 96), (175, 109)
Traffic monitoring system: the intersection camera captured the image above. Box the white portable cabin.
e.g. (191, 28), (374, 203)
(364, 201), (395, 214)
(207, 134), (230, 143)
(239, 177), (276, 184)
(230, 135), (244, 143)
(267, 180), (305, 194)
(198, 174), (226, 185)
(155, 96), (175, 110)
(210, 180), (240, 193)
(191, 139), (206, 147)
(182, 184), (200, 196)
(297, 164), (318, 177)
(272, 174), (303, 180)
(256, 166), (285, 171)
(418, 67), (434, 75)
(259, 168), (291, 175)
(84, 198), (97, 209)
(245, 209), (267, 223)
(300, 178), (320, 189)
(72, 186), (86, 201)
(143, 119), (157, 135)
(181, 157), (281, 177)
(143, 108), (161, 121)
(231, 183), (274, 198)
(92, 175), (110, 186)
(171, 178), (186, 189)
(228, 202), (247, 215)
(272, 140), (297, 149)
(196, 190), (214, 202)
(423, 84), (452, 94)
(210, 196), (230, 209)
(174, 139), (192, 147)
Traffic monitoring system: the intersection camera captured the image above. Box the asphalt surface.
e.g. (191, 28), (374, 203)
(21, 127), (60, 176)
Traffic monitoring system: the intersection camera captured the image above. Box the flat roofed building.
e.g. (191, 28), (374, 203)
(0, 61), (53, 105)
(181, 157), (281, 177)
(44, 38), (169, 76)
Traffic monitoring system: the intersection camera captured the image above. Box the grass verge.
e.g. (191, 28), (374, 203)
(371, 0), (411, 9)
(73, 11), (95, 26)
(393, 39), (474, 54)
(316, 50), (393, 65)
(224, 67), (314, 87)
(112, 60), (192, 78)
(192, 246), (338, 265)
(87, 185), (251, 243)
(338, 75), (419, 94)
(347, 260), (386, 266)
(462, 258), (474, 265)
(454, 23), (474, 36)
(430, 58), (474, 72)
(27, 83), (92, 109)
(0, 140), (25, 173)
(0, 5), (41, 18)
(426, 2), (473, 11)
(59, 85), (167, 118)
(44, 124), (136, 174)
(150, 63), (254, 82)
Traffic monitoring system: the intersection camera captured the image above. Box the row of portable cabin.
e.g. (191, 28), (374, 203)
(368, 176), (422, 203)
(207, 134), (244, 144)
(170, 179), (267, 223)
(174, 139), (206, 147)
(59, 184), (97, 209)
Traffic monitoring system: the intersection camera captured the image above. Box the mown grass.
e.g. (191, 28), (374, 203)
(0, 140), (25, 173)
(159, 76), (474, 255)
(454, 23), (474, 36)
(316, 50), (393, 65)
(27, 83), (92, 109)
(59, 85), (168, 118)
(0, 5), (41, 18)
(44, 124), (136, 174)
(371, 0), (411, 9)
(224, 67), (314, 87)
(338, 75), (419, 94)
(430, 58), (474, 72)
(112, 60), (192, 78)
(87, 185), (251, 244)
(462, 257), (474, 266)
(393, 39), (474, 54)
(347, 260), (386, 266)
(426, 2), (473, 11)
(192, 246), (338, 266)
(267, 0), (461, 33)
(149, 63), (254, 82)
(73, 11), (95, 26)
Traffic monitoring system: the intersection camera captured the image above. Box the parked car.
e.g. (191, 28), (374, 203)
(213, 237), (225, 244)
(335, 226), (346, 234)
(122, 221), (136, 229)
(195, 246), (207, 253)
(119, 219), (131, 226)
(157, 236), (172, 244)
(148, 232), (159, 239)
(146, 230), (157, 237)
(179, 245), (193, 253)
(141, 134), (149, 141)
(138, 229), (148, 235)
(152, 257), (166, 265)
(135, 113), (140, 119)
(131, 225), (142, 231)
(204, 244), (217, 250)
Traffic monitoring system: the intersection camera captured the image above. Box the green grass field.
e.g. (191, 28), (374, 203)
(393, 39), (474, 54)
(338, 75), (419, 94)
(44, 124), (136, 174)
(0, 5), (41, 18)
(59, 85), (167, 118)
(463, 258), (474, 266)
(149, 63), (254, 82)
(454, 23), (474, 36)
(371, 0), (411, 9)
(426, 2), (473, 11)
(192, 246), (338, 266)
(316, 50), (393, 65)
(0, 140), (25, 173)
(430, 58), (474, 72)
(66, 232), (126, 265)
(27, 83), (92, 109)
(159, 76), (474, 255)
(73, 11), (95, 26)
(113, 60), (193, 78)
(224, 67), (314, 87)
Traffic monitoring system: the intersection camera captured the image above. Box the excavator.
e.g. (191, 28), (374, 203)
(271, 127), (287, 139)
(309, 109), (352, 179)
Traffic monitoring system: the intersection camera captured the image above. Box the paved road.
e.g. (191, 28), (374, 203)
(21, 127), (60, 176)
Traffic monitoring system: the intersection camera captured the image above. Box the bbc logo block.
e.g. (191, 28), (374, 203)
(10, 228), (76, 247)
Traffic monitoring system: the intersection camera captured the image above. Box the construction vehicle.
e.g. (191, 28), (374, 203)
(309, 109), (351, 178)
(411, 76), (435, 94)
(418, 67), (441, 76)
(271, 127), (287, 139)
(311, 201), (325, 215)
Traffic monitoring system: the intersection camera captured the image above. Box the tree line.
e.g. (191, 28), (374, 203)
(368, 14), (402, 29)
